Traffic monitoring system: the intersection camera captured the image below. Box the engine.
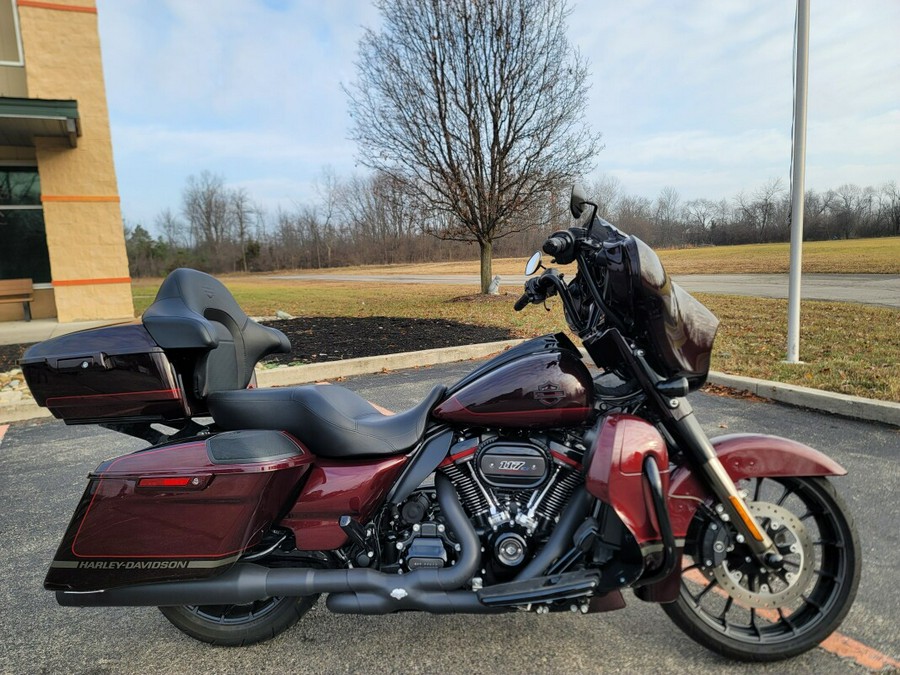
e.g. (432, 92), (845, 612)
(371, 432), (586, 582)
(438, 433), (585, 582)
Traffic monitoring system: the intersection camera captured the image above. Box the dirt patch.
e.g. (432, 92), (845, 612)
(0, 316), (516, 372)
(449, 292), (518, 303)
(701, 382), (770, 403)
(260, 316), (514, 366)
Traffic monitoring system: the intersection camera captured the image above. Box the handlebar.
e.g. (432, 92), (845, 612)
(542, 235), (568, 257)
(513, 271), (563, 311)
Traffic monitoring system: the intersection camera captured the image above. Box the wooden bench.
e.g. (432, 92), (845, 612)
(0, 278), (34, 321)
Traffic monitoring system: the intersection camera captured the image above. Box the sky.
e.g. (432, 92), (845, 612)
(94, 0), (900, 230)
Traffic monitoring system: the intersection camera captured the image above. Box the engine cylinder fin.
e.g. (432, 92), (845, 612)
(535, 468), (583, 523)
(441, 462), (489, 519)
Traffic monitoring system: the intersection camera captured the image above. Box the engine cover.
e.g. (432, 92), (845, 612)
(477, 440), (548, 489)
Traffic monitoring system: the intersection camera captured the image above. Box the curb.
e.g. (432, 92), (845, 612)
(0, 400), (52, 424)
(706, 371), (900, 427)
(1, 340), (897, 427)
(255, 340), (524, 387)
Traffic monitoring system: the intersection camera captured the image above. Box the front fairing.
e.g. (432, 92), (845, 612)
(602, 235), (719, 390)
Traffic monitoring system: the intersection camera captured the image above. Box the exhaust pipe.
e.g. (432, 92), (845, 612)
(57, 473), (488, 611)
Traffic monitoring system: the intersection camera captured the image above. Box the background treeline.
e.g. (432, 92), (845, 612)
(124, 170), (900, 278)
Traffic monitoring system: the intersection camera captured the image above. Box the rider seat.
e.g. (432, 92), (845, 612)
(207, 384), (447, 459)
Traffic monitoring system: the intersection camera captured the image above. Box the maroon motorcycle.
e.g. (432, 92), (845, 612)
(25, 185), (859, 661)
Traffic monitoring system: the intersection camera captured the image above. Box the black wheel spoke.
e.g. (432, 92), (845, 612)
(749, 608), (760, 637)
(801, 593), (824, 612)
(778, 608), (797, 635)
(690, 577), (719, 605)
(753, 478), (763, 501)
(665, 476), (859, 659)
(775, 485), (792, 506)
(717, 596), (734, 622)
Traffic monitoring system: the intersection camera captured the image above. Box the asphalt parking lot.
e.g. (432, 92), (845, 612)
(1, 360), (897, 674)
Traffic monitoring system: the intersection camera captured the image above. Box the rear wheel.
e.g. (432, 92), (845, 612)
(159, 594), (318, 646)
(663, 476), (860, 662)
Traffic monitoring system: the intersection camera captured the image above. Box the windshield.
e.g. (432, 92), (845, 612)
(609, 236), (719, 389)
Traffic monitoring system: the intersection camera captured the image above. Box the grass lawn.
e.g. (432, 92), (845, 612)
(132, 277), (899, 403)
(257, 236), (900, 277)
(657, 236), (900, 275)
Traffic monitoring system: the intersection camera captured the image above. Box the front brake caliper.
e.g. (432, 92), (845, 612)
(697, 517), (732, 570)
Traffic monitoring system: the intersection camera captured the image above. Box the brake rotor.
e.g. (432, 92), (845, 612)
(712, 501), (815, 609)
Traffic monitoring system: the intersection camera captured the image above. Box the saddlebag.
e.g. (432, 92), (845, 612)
(21, 323), (194, 424)
(44, 430), (313, 592)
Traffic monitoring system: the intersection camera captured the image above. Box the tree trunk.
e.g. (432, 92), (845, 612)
(479, 240), (493, 294)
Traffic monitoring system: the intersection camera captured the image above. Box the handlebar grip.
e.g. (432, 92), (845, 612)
(542, 236), (567, 256)
(513, 293), (531, 311)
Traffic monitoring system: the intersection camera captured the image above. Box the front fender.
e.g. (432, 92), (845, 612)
(667, 433), (845, 538)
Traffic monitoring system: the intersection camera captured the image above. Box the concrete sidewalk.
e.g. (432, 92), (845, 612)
(2, 339), (897, 427)
(0, 317), (132, 345)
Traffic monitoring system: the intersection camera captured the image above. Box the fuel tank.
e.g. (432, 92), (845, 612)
(433, 333), (594, 428)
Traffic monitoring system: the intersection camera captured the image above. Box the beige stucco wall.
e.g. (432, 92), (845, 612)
(15, 0), (133, 322)
(0, 65), (27, 97)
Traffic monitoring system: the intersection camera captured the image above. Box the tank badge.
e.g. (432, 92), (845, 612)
(533, 382), (564, 407)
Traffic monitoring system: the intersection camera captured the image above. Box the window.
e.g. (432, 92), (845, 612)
(0, 168), (52, 283)
(0, 0), (24, 66)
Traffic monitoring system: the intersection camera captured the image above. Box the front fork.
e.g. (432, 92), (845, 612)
(586, 329), (781, 568)
(666, 402), (783, 567)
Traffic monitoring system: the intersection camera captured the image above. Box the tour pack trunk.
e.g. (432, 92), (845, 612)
(20, 323), (194, 424)
(45, 430), (313, 592)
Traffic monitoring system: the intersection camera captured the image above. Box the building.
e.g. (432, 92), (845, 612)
(0, 0), (132, 322)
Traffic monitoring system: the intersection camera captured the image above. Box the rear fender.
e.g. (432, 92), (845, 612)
(668, 433), (846, 537)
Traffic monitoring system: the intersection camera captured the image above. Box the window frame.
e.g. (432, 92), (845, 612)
(0, 163), (51, 285)
(0, 0), (25, 67)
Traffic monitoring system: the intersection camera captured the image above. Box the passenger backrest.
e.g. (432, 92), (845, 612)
(142, 268), (291, 398)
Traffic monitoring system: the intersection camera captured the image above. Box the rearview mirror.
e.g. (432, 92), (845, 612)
(524, 251), (542, 276)
(570, 183), (589, 218)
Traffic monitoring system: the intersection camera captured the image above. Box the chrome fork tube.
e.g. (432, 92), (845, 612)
(671, 410), (781, 564)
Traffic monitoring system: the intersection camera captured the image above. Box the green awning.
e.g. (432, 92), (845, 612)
(0, 97), (80, 148)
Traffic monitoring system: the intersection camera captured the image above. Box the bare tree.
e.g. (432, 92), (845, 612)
(155, 208), (189, 249)
(832, 183), (864, 240)
(346, 0), (601, 292)
(735, 178), (785, 243)
(881, 181), (900, 236)
(230, 188), (257, 272)
(615, 194), (653, 242)
(684, 198), (717, 245)
(182, 171), (233, 265)
(654, 186), (682, 245)
(589, 173), (622, 220)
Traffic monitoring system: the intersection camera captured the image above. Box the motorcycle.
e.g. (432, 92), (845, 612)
(24, 184), (859, 661)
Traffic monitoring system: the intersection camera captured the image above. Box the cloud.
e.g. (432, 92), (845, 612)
(570, 0), (900, 199)
(112, 124), (357, 166)
(96, 0), (900, 228)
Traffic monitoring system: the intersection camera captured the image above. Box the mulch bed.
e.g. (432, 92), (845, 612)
(0, 316), (516, 372)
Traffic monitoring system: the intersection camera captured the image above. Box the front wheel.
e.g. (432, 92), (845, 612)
(663, 476), (860, 662)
